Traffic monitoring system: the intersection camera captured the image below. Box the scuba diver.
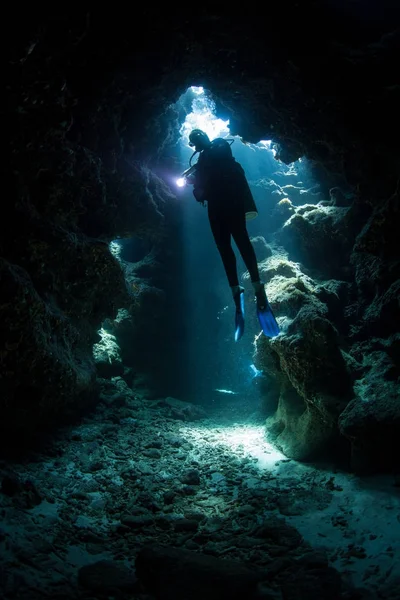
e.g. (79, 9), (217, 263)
(184, 128), (279, 341)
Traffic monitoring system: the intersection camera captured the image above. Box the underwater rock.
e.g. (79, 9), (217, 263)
(339, 337), (400, 472)
(174, 518), (199, 532)
(252, 515), (303, 549)
(121, 514), (154, 529)
(264, 380), (336, 460)
(93, 328), (124, 378)
(359, 279), (400, 338)
(164, 397), (207, 421)
(280, 204), (354, 277)
(313, 279), (352, 331)
(267, 276), (315, 319)
(280, 306), (352, 411)
(98, 375), (137, 407)
(269, 197), (296, 230)
(351, 251), (387, 300)
(352, 190), (398, 260)
(78, 559), (137, 592)
(0, 258), (100, 444)
(255, 284), (353, 459)
(280, 184), (308, 205)
(250, 236), (273, 261)
(329, 187), (353, 207)
(135, 544), (264, 600)
(107, 308), (135, 353)
(180, 469), (201, 485)
(277, 564), (342, 600)
(350, 190), (400, 335)
(258, 256), (299, 284)
(135, 540), (342, 600)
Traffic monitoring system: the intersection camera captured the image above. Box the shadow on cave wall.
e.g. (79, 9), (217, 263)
(102, 202), (193, 399)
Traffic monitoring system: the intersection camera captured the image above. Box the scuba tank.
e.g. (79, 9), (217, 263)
(182, 139), (258, 219)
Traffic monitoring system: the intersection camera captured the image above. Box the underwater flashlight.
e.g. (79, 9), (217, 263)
(176, 164), (197, 187)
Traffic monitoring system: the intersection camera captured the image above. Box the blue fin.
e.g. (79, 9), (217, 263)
(257, 300), (280, 338)
(234, 291), (245, 342)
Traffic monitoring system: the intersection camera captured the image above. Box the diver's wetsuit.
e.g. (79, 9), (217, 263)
(208, 204), (259, 287)
(193, 138), (260, 287)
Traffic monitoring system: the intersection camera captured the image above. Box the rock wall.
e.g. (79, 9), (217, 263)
(252, 179), (399, 471)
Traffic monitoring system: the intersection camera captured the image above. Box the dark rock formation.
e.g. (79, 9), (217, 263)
(0, 239), (128, 442)
(253, 258), (353, 461)
(135, 544), (263, 600)
(135, 543), (343, 600)
(280, 203), (357, 278)
(253, 181), (399, 469)
(339, 335), (400, 472)
(4, 3), (400, 466)
(78, 559), (137, 594)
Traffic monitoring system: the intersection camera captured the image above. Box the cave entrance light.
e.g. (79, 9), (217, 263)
(179, 86), (230, 149)
(177, 86), (275, 181)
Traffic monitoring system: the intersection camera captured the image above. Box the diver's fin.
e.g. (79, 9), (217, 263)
(234, 289), (245, 342)
(257, 301), (280, 338)
(255, 286), (280, 338)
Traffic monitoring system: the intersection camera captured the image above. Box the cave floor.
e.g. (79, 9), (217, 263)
(1, 384), (399, 599)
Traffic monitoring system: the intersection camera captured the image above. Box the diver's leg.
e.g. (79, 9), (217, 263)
(208, 209), (239, 288)
(230, 213), (267, 310)
(209, 208), (245, 340)
(230, 212), (260, 283)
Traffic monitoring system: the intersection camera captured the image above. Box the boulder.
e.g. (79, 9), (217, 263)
(135, 544), (263, 600)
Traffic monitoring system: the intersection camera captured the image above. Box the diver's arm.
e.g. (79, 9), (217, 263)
(192, 155), (208, 204)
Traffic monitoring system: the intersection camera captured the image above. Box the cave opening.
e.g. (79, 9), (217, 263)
(163, 85), (325, 409)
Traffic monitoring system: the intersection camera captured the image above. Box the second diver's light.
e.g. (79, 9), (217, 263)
(176, 177), (186, 187)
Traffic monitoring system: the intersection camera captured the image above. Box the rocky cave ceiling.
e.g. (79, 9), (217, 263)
(8, 3), (400, 193)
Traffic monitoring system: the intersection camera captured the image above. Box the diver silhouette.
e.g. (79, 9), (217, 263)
(186, 129), (279, 340)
